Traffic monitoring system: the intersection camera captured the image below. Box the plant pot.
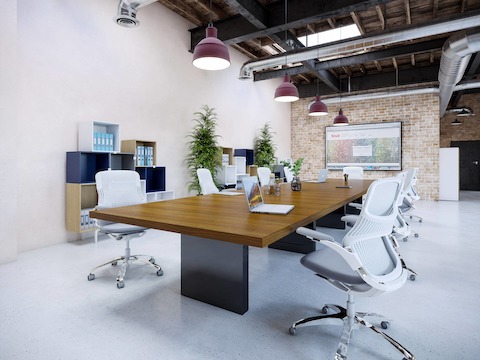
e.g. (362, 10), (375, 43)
(291, 176), (302, 191)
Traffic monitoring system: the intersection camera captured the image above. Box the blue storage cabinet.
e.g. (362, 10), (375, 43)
(66, 152), (135, 183)
(135, 167), (166, 192)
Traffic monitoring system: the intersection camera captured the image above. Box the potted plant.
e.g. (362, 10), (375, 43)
(254, 123), (276, 169)
(185, 105), (222, 195)
(281, 157), (304, 191)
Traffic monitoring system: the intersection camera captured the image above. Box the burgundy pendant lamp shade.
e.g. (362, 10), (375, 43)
(308, 96), (328, 116)
(274, 75), (299, 102)
(333, 109), (349, 126)
(192, 25), (230, 71)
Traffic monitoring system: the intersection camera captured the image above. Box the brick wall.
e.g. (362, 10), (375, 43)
(291, 93), (440, 200)
(440, 93), (480, 147)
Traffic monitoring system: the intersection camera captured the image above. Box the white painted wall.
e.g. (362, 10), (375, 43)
(0, 0), (18, 264)
(0, 0), (291, 262)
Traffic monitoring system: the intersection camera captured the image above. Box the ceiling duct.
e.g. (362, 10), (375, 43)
(114, 0), (157, 28)
(238, 14), (480, 80)
(438, 27), (480, 117)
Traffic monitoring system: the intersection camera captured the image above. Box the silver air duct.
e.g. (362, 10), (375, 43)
(114, 0), (157, 28)
(238, 14), (480, 80)
(438, 28), (480, 117)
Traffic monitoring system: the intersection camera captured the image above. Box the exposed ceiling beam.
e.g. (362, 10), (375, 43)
(297, 64), (440, 97)
(376, 5), (386, 30)
(254, 38), (447, 81)
(189, 0), (393, 50)
(350, 11), (366, 34)
(404, 0), (411, 25)
(433, 0), (439, 18)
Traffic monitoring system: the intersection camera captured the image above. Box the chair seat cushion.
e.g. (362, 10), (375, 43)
(300, 246), (365, 285)
(101, 223), (147, 235)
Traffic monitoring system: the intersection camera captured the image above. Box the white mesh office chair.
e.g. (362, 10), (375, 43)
(342, 166), (364, 179)
(342, 171), (415, 241)
(197, 168), (220, 195)
(400, 168), (423, 224)
(256, 167), (272, 187)
(87, 170), (163, 289)
(291, 177), (414, 360)
(283, 166), (294, 182)
(341, 172), (417, 281)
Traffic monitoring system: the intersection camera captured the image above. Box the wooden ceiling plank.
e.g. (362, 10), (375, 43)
(350, 11), (366, 35)
(375, 5), (386, 30)
(404, 0), (412, 25)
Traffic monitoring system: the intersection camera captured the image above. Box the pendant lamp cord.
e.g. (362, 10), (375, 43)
(284, 0), (288, 70)
(208, 0), (213, 26)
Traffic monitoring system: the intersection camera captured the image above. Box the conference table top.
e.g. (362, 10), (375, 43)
(90, 178), (373, 248)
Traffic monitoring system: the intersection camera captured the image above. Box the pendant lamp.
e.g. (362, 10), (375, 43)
(273, 1), (298, 102)
(333, 109), (349, 126)
(274, 75), (299, 102)
(308, 96), (328, 116)
(451, 118), (462, 126)
(192, 1), (230, 71)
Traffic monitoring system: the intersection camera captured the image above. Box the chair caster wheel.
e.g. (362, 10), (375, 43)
(414, 233), (419, 238)
(419, 219), (422, 223)
(117, 281), (125, 289)
(410, 274), (416, 281)
(112, 261), (118, 266)
(381, 321), (389, 329)
(87, 274), (95, 281)
(403, 237), (408, 242)
(322, 306), (329, 314)
(149, 257), (156, 264)
(289, 326), (296, 335)
(156, 269), (164, 276)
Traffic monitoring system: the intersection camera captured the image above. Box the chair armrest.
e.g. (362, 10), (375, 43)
(296, 227), (363, 271)
(347, 202), (363, 210)
(296, 226), (335, 242)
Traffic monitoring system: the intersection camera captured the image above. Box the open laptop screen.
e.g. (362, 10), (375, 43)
(243, 176), (263, 209)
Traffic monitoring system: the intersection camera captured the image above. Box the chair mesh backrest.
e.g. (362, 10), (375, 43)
(197, 168), (220, 195)
(343, 166), (364, 179)
(96, 170), (146, 208)
(343, 177), (402, 277)
(283, 166), (294, 182)
(257, 167), (271, 187)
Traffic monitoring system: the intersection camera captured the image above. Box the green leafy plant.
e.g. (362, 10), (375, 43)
(254, 123), (276, 169)
(281, 157), (304, 177)
(185, 105), (222, 195)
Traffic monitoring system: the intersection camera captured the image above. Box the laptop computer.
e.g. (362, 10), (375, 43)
(306, 169), (329, 183)
(242, 176), (294, 215)
(317, 169), (328, 183)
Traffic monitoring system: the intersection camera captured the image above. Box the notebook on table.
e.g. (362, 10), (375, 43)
(242, 176), (294, 215)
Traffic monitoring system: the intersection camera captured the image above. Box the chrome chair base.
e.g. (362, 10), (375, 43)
(87, 237), (163, 289)
(289, 299), (415, 360)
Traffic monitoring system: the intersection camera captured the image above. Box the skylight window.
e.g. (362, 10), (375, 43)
(298, 24), (361, 47)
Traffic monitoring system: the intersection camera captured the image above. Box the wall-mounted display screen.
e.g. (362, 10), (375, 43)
(326, 122), (402, 170)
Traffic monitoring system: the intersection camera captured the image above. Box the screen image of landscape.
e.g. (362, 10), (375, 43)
(326, 122), (401, 170)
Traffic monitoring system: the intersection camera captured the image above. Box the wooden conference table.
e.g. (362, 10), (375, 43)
(91, 178), (373, 315)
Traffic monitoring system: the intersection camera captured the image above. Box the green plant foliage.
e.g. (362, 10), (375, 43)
(281, 157), (304, 177)
(254, 123), (276, 169)
(185, 105), (222, 195)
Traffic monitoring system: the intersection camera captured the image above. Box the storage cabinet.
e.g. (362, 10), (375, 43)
(234, 148), (254, 165)
(121, 140), (156, 167)
(65, 151), (135, 233)
(78, 121), (120, 152)
(216, 165), (237, 186)
(135, 166), (166, 192)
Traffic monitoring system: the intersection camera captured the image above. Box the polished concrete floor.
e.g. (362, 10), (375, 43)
(1, 192), (479, 360)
